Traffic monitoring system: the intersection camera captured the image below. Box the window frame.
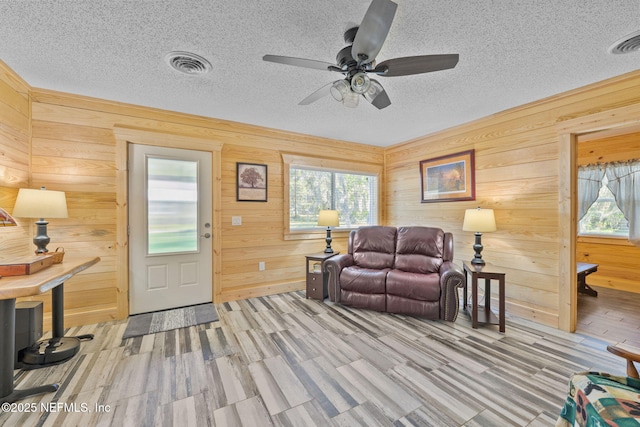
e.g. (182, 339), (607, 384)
(282, 153), (383, 240)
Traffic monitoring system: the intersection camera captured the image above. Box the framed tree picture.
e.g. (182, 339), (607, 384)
(237, 162), (268, 202)
(420, 150), (475, 203)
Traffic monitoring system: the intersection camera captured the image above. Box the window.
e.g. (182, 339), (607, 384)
(289, 167), (378, 230)
(579, 175), (629, 237)
(282, 154), (382, 237)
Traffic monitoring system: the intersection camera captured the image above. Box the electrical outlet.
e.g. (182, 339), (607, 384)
(232, 216), (242, 226)
(259, 261), (265, 271)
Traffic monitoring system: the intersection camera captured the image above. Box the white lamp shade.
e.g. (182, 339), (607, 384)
(13, 188), (68, 219)
(462, 208), (496, 233)
(317, 210), (339, 227)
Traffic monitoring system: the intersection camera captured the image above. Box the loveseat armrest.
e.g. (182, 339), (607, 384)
(325, 254), (354, 303)
(439, 261), (465, 321)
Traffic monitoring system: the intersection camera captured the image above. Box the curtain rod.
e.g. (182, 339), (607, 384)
(580, 158), (640, 168)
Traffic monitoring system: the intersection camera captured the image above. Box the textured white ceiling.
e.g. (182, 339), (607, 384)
(0, 1), (639, 147)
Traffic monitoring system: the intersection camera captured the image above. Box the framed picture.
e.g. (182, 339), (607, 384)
(237, 162), (268, 202)
(420, 150), (475, 203)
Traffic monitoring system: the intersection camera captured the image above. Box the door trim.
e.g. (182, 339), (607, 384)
(556, 102), (640, 332)
(113, 125), (223, 319)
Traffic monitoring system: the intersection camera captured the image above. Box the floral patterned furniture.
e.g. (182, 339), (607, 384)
(556, 345), (640, 426)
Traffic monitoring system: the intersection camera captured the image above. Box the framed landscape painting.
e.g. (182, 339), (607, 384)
(237, 162), (267, 202)
(420, 150), (475, 203)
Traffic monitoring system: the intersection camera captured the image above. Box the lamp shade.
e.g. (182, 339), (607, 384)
(462, 208), (496, 233)
(13, 187), (68, 219)
(317, 210), (339, 227)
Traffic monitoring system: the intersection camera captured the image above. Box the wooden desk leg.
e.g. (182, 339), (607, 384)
(484, 278), (491, 311)
(499, 276), (505, 333)
(463, 271), (468, 311)
(471, 274), (478, 329)
(0, 299), (58, 404)
(0, 299), (15, 399)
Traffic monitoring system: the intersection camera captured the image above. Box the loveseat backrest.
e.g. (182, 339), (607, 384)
(394, 226), (447, 274)
(349, 226), (397, 269)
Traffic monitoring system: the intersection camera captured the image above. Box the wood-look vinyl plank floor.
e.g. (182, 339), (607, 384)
(2, 289), (639, 427)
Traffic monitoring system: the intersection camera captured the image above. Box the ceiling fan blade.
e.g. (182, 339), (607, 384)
(363, 79), (391, 109)
(351, 0), (397, 64)
(374, 54), (459, 77)
(299, 82), (334, 105)
(263, 55), (336, 72)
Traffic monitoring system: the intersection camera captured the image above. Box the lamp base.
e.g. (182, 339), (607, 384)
(33, 219), (50, 254)
(324, 227), (334, 253)
(470, 232), (485, 265)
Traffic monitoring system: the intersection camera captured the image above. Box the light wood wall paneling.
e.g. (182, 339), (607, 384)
(4, 61), (640, 331)
(385, 69), (640, 331)
(30, 92), (384, 165)
(0, 61), (31, 257)
(0, 59), (30, 94)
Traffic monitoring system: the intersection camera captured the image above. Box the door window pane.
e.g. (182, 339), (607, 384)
(147, 157), (198, 254)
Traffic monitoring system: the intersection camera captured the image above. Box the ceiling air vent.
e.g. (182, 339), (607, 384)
(165, 51), (212, 75)
(608, 30), (640, 54)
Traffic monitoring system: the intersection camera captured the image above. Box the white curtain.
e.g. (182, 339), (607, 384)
(606, 160), (640, 247)
(577, 164), (605, 221)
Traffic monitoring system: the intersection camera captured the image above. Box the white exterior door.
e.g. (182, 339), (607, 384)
(129, 144), (213, 314)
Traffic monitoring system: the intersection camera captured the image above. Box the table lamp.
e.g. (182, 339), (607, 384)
(12, 187), (68, 254)
(317, 210), (339, 253)
(462, 207), (496, 266)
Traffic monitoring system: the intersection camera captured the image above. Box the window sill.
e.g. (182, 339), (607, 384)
(284, 229), (352, 241)
(577, 235), (633, 246)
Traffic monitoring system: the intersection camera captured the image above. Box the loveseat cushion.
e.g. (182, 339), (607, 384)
(339, 266), (388, 294)
(386, 270), (441, 301)
(352, 226), (397, 270)
(394, 227), (444, 274)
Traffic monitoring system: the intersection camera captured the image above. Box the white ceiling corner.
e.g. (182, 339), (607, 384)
(0, 0), (638, 147)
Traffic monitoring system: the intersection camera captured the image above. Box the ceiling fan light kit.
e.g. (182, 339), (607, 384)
(263, 0), (459, 110)
(350, 72), (371, 94)
(330, 80), (350, 102)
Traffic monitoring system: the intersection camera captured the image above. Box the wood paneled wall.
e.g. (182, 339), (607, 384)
(4, 55), (640, 331)
(576, 131), (640, 293)
(0, 60), (31, 256)
(384, 69), (640, 329)
(0, 59), (384, 327)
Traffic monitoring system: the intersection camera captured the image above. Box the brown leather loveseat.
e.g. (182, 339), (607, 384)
(325, 226), (465, 321)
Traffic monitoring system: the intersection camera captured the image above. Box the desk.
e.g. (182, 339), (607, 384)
(0, 256), (100, 404)
(577, 262), (599, 297)
(462, 261), (506, 333)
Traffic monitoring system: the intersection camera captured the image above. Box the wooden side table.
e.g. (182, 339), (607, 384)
(577, 262), (598, 297)
(305, 253), (338, 300)
(462, 261), (506, 333)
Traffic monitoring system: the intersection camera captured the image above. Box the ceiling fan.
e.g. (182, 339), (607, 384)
(263, 0), (459, 110)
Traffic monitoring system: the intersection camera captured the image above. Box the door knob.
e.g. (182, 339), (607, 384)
(201, 233), (211, 238)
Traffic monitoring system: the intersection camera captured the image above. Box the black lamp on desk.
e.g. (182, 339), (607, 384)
(12, 187), (68, 254)
(462, 207), (497, 266)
